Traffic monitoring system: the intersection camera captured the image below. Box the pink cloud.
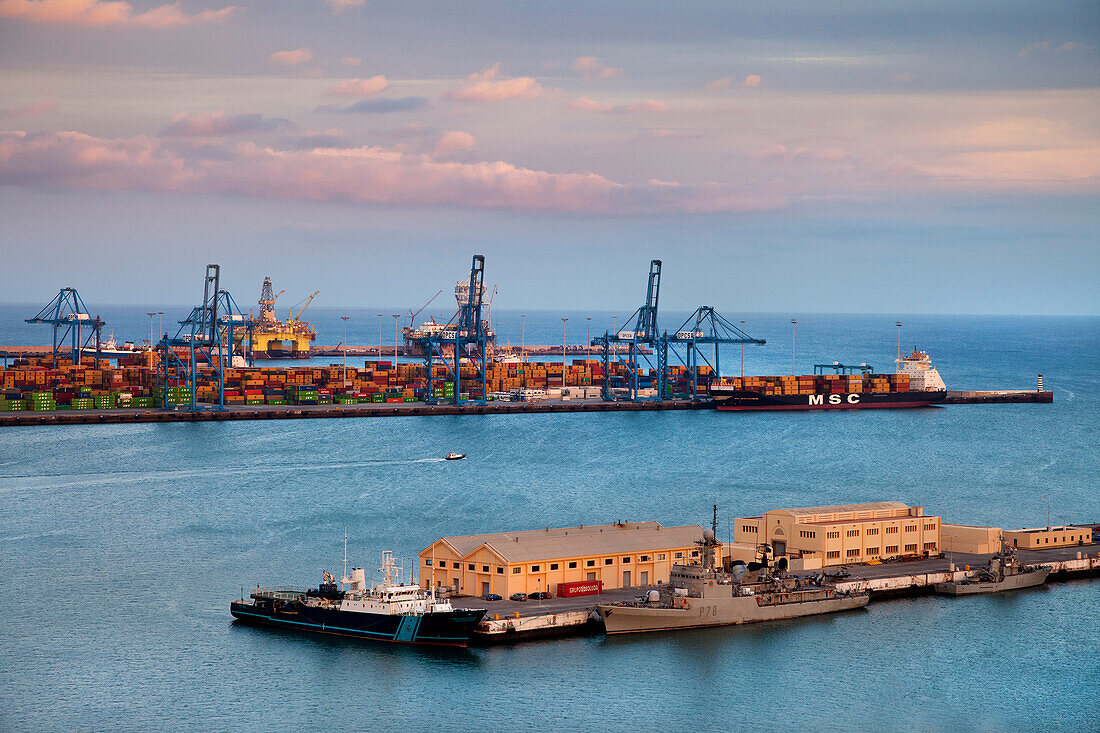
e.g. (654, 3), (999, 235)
(341, 56), (363, 66)
(268, 48), (313, 66)
(705, 78), (732, 90)
(159, 111), (289, 137)
(0, 0), (238, 27)
(326, 0), (363, 12)
(445, 63), (547, 102)
(432, 130), (476, 158)
(753, 143), (847, 162)
(324, 76), (389, 97)
(572, 56), (623, 80)
(647, 128), (703, 140)
(566, 97), (668, 114)
(0, 130), (785, 215)
(741, 74), (762, 88)
(0, 101), (58, 118)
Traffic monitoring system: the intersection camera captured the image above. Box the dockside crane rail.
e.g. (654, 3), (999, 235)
(158, 264), (252, 410)
(415, 255), (489, 405)
(660, 307), (765, 400)
(26, 287), (105, 367)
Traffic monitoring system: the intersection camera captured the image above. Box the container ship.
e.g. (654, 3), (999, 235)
(710, 349), (947, 411)
(230, 550), (486, 647)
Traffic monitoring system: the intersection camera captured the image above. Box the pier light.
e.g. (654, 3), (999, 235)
(341, 316), (349, 386)
(561, 317), (569, 373)
(896, 321), (903, 361)
(377, 314), (383, 363)
(392, 314), (400, 362)
(740, 320), (746, 378)
(790, 319), (797, 376)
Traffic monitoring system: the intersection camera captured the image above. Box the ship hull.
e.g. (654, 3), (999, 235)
(596, 592), (868, 635)
(713, 389), (946, 411)
(934, 568), (1050, 596)
(230, 600), (485, 647)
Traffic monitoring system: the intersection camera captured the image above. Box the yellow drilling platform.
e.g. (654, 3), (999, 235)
(239, 277), (317, 359)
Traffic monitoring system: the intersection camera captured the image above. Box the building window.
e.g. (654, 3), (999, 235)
(691, 551), (699, 557)
(586, 560), (595, 567)
(496, 567), (503, 574)
(604, 558), (613, 565)
(531, 565), (540, 572)
(482, 565), (489, 572)
(424, 559), (432, 565)
(886, 527), (898, 534)
(846, 549), (861, 558)
(924, 523), (936, 531)
(512, 567), (521, 574)
(827, 551), (840, 559)
(923, 542), (936, 551)
(639, 555), (649, 562)
(468, 564), (475, 571)
(675, 552), (683, 558)
(800, 530), (816, 539)
(866, 527), (879, 536)
(847, 529), (859, 538)
(657, 554), (666, 560)
(867, 548), (880, 556)
(905, 525), (917, 532)
(550, 563), (559, 571)
(622, 557), (631, 563)
(904, 544), (917, 553)
(885, 545), (898, 554)
(568, 561), (577, 569)
(827, 531), (840, 539)
(742, 525), (758, 533)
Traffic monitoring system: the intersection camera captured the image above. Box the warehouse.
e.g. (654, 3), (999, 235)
(734, 501), (941, 567)
(420, 521), (706, 598)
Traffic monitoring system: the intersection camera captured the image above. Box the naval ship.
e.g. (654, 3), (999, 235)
(934, 545), (1050, 596)
(231, 549), (486, 647)
(596, 514), (869, 635)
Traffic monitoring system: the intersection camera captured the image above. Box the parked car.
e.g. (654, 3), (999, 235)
(482, 593), (502, 601)
(509, 592), (527, 602)
(528, 592), (552, 600)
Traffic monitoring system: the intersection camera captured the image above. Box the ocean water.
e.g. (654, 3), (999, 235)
(1, 312), (1098, 732)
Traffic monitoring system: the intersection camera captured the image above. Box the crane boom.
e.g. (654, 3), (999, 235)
(288, 290), (320, 324)
(408, 289), (444, 327)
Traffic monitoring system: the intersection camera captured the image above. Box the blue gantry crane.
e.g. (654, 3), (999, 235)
(25, 288), (105, 367)
(157, 264), (251, 410)
(416, 255), (489, 405)
(660, 307), (765, 400)
(593, 259), (664, 401)
(814, 361), (874, 375)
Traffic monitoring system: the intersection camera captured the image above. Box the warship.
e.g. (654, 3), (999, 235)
(934, 545), (1050, 596)
(596, 509), (869, 635)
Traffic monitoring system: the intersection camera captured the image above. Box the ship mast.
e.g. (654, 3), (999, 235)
(343, 527), (347, 582)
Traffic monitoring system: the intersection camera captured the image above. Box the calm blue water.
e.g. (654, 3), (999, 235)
(1, 312), (1098, 731)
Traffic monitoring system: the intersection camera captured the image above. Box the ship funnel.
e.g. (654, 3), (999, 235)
(342, 567), (366, 592)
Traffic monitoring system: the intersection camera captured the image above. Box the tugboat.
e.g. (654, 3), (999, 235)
(934, 544), (1050, 596)
(230, 546), (485, 647)
(596, 508), (869, 635)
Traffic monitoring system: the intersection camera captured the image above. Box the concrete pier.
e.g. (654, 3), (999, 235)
(944, 390), (1052, 404)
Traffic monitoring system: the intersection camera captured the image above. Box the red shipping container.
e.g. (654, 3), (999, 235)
(556, 580), (603, 598)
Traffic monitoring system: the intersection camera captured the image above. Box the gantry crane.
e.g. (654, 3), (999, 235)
(593, 259), (664, 401)
(660, 307), (764, 400)
(25, 288), (105, 367)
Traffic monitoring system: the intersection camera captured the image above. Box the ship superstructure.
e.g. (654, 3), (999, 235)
(238, 277), (317, 359)
(896, 349), (947, 391)
(402, 278), (497, 356)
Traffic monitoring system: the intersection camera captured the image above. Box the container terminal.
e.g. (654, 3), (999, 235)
(233, 502), (1099, 646)
(2, 256), (1051, 426)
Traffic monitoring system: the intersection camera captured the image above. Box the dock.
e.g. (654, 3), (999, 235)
(944, 390), (1052, 404)
(461, 544), (1099, 645)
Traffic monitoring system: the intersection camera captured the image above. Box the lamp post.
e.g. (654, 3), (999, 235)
(561, 317), (569, 384)
(896, 321), (903, 363)
(1039, 495), (1051, 531)
(520, 314), (526, 364)
(740, 320), (746, 378)
(147, 312), (156, 350)
(377, 314), (383, 364)
(586, 317), (591, 355)
(392, 314), (400, 363)
(790, 319), (797, 376)
(340, 316), (349, 387)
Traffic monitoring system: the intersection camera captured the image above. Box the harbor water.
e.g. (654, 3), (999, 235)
(1, 313), (1098, 731)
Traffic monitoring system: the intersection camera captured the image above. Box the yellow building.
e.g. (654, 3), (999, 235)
(420, 521), (706, 597)
(734, 501), (941, 566)
(1003, 525), (1093, 549)
(941, 524), (1003, 555)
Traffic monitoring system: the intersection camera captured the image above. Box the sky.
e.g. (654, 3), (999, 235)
(0, 0), (1097, 315)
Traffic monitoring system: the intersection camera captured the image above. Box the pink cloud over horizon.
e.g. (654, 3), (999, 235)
(741, 74), (762, 88)
(432, 130), (476, 158)
(159, 111), (289, 137)
(753, 143), (847, 162)
(445, 64), (547, 102)
(0, 0), (238, 27)
(324, 76), (389, 96)
(566, 96), (668, 114)
(268, 48), (313, 66)
(0, 130), (784, 215)
(573, 56), (623, 79)
(325, 0), (363, 12)
(0, 101), (58, 118)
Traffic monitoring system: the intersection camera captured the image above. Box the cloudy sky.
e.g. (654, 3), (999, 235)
(0, 0), (1097, 314)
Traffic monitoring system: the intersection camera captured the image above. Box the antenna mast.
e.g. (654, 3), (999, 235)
(343, 527), (348, 581)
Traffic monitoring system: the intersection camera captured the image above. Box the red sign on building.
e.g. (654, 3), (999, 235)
(557, 580), (603, 597)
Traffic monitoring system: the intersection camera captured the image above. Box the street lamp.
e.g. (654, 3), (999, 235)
(520, 314), (526, 364)
(147, 312), (156, 350)
(561, 317), (569, 385)
(896, 321), (903, 362)
(377, 314), (383, 364)
(740, 320), (746, 378)
(392, 314), (400, 363)
(340, 316), (349, 387)
(586, 317), (591, 355)
(790, 319), (797, 376)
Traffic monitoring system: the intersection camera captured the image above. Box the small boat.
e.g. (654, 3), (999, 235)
(445, 452), (466, 461)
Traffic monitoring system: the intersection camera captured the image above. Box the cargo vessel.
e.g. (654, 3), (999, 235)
(402, 278), (497, 356)
(935, 546), (1050, 596)
(711, 349), (947, 411)
(595, 520), (869, 635)
(230, 550), (486, 647)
